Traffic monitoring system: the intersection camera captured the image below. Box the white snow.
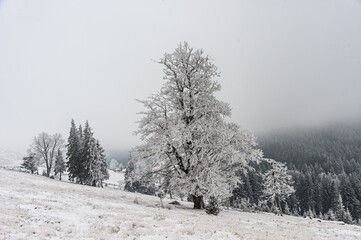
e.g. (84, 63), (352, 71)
(104, 170), (125, 188)
(1, 168), (360, 240)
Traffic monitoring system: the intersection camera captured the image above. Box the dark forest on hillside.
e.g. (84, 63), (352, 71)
(254, 122), (361, 221)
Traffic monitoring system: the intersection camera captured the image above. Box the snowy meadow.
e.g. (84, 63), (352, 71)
(1, 169), (360, 240)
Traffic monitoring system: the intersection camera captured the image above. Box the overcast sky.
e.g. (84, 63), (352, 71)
(1, 0), (361, 153)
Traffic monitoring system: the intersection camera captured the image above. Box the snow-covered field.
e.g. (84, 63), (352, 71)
(105, 170), (125, 188)
(1, 169), (360, 240)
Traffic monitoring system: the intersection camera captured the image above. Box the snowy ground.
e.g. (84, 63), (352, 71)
(104, 170), (125, 189)
(1, 169), (360, 240)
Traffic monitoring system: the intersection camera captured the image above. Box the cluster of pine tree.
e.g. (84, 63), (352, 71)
(231, 123), (361, 224)
(66, 119), (109, 187)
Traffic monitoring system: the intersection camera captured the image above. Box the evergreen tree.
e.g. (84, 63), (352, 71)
(284, 203), (291, 215)
(329, 181), (339, 214)
(124, 156), (156, 195)
(340, 175), (361, 220)
(81, 120), (94, 185)
(124, 156), (135, 191)
(334, 194), (347, 222)
(205, 196), (220, 216)
(344, 208), (353, 224)
(326, 209), (336, 221)
(66, 119), (82, 183)
(54, 148), (66, 180)
(88, 140), (109, 187)
(263, 159), (295, 215)
(21, 153), (38, 174)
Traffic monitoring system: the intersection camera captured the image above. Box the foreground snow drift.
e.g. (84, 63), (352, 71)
(0, 169), (360, 240)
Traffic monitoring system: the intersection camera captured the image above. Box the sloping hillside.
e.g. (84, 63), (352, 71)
(1, 169), (360, 240)
(256, 122), (361, 220)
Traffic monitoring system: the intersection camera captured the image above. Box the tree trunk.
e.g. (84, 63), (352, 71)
(275, 193), (283, 216)
(59, 172), (62, 181)
(192, 195), (205, 209)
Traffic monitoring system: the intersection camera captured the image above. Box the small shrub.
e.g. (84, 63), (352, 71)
(206, 196), (220, 216)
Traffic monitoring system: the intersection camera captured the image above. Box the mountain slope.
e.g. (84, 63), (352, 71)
(258, 122), (361, 170)
(1, 169), (360, 240)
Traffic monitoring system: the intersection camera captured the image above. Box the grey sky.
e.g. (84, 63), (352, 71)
(1, 0), (361, 152)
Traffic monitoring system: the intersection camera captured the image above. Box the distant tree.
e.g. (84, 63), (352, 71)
(81, 121), (94, 185)
(88, 139), (109, 187)
(21, 153), (38, 174)
(263, 159), (295, 215)
(340, 174), (361, 220)
(30, 132), (64, 177)
(132, 42), (262, 209)
(326, 209), (336, 221)
(66, 119), (109, 187)
(66, 119), (83, 183)
(329, 181), (340, 213)
(109, 159), (119, 170)
(124, 157), (156, 195)
(124, 157), (135, 191)
(78, 121), (109, 187)
(333, 194), (348, 222)
(54, 149), (66, 180)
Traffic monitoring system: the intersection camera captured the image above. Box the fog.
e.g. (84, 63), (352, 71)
(1, 0), (361, 153)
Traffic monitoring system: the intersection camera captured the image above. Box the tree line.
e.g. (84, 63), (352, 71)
(253, 124), (361, 223)
(21, 120), (109, 187)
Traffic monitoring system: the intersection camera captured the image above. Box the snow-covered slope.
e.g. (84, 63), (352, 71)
(0, 169), (360, 240)
(105, 169), (125, 188)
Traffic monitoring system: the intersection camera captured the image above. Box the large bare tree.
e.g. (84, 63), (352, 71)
(31, 132), (64, 177)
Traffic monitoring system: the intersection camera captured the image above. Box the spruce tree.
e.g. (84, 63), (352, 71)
(66, 119), (82, 183)
(81, 120), (94, 185)
(88, 139), (109, 187)
(54, 148), (66, 180)
(344, 208), (353, 224)
(21, 153), (38, 174)
(124, 157), (135, 191)
(205, 196), (220, 216)
(334, 194), (347, 222)
(263, 159), (295, 215)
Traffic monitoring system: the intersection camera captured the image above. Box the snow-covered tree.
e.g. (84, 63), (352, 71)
(205, 196), (220, 215)
(66, 119), (83, 183)
(333, 193), (350, 222)
(66, 119), (109, 187)
(263, 159), (295, 215)
(54, 148), (66, 180)
(88, 140), (109, 187)
(109, 159), (119, 170)
(21, 153), (38, 174)
(326, 209), (336, 221)
(124, 157), (156, 195)
(30, 132), (64, 177)
(80, 121), (109, 187)
(132, 42), (262, 209)
(81, 121), (95, 185)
